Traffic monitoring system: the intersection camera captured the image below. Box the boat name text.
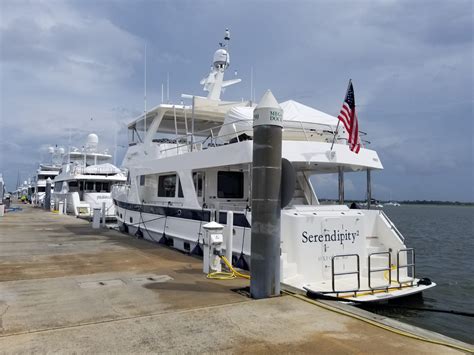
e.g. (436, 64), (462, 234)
(301, 230), (359, 245)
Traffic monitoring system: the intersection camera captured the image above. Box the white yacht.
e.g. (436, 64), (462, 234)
(53, 134), (126, 218)
(32, 147), (63, 207)
(112, 31), (435, 302)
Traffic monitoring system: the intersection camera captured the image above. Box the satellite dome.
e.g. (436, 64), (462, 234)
(48, 146), (55, 154)
(213, 48), (230, 70)
(58, 147), (65, 155)
(86, 133), (99, 151)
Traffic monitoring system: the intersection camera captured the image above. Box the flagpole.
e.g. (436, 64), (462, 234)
(330, 79), (352, 151)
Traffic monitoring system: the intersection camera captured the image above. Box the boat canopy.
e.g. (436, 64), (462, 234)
(127, 98), (252, 138)
(127, 98), (340, 144)
(217, 100), (339, 139)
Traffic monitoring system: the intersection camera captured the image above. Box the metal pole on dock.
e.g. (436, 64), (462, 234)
(225, 211), (234, 264)
(101, 202), (106, 227)
(250, 90), (283, 299)
(44, 178), (51, 211)
(338, 167), (344, 205)
(367, 169), (372, 209)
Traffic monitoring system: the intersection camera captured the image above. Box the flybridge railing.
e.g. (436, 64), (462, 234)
(71, 165), (121, 176)
(157, 119), (363, 154)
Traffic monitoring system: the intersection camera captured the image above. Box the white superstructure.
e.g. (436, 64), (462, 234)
(31, 146), (63, 207)
(53, 134), (126, 218)
(112, 31), (435, 302)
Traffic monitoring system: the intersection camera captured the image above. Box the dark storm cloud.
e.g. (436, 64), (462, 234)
(0, 0), (472, 201)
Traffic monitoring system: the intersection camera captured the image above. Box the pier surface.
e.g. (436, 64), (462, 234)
(0, 205), (469, 353)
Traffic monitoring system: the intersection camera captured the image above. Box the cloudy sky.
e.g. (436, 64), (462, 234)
(1, 0), (472, 201)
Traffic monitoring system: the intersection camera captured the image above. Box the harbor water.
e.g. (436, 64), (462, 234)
(360, 205), (474, 344)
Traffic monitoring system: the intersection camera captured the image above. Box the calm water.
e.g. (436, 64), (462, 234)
(360, 205), (474, 344)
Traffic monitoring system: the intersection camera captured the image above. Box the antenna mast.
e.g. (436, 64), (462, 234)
(250, 66), (253, 103)
(167, 72), (170, 103)
(144, 43), (147, 131)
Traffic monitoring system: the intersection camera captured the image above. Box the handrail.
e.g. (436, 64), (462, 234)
(397, 248), (415, 287)
(331, 254), (360, 296)
(368, 251), (391, 291)
(379, 210), (405, 242)
(159, 120), (352, 154)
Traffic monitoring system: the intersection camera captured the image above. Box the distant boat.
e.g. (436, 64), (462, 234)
(386, 202), (401, 206)
(53, 133), (126, 218)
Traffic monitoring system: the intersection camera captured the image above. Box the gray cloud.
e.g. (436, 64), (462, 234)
(1, 0), (472, 201)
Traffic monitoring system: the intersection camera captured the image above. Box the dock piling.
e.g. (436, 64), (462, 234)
(250, 90), (283, 299)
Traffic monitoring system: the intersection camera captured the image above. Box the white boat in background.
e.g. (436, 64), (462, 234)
(386, 202), (401, 207)
(112, 30), (435, 302)
(53, 133), (126, 218)
(32, 147), (63, 207)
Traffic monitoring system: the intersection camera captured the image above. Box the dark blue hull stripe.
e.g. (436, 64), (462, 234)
(114, 199), (251, 228)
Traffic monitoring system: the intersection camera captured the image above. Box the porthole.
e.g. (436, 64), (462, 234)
(130, 217), (133, 223)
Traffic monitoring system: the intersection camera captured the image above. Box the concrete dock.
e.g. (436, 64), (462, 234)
(0, 205), (470, 353)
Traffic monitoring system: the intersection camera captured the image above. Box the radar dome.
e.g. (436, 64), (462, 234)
(213, 48), (230, 70)
(86, 133), (99, 152)
(58, 147), (65, 155)
(47, 146), (55, 154)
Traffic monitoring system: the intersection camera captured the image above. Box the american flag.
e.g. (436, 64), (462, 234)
(337, 80), (361, 153)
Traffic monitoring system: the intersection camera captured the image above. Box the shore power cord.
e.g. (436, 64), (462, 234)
(206, 255), (250, 280)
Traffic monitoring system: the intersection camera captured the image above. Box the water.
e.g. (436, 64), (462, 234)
(360, 205), (474, 344)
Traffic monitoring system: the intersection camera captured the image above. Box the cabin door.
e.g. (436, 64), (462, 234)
(193, 172), (205, 207)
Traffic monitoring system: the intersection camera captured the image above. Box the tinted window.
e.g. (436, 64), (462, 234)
(54, 182), (62, 192)
(69, 181), (79, 192)
(217, 171), (244, 199)
(178, 179), (184, 198)
(193, 172), (203, 197)
(86, 181), (94, 191)
(38, 186), (46, 192)
(158, 174), (176, 197)
(140, 175), (145, 186)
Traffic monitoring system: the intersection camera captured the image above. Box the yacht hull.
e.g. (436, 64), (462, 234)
(114, 200), (435, 303)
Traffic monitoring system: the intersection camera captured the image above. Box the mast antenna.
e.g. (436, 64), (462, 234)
(167, 72), (170, 103)
(250, 66), (253, 103)
(144, 43), (147, 131)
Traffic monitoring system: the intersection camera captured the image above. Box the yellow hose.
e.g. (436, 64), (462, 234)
(207, 256), (251, 280)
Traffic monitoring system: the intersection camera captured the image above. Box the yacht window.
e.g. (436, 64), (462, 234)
(140, 175), (145, 186)
(38, 187), (46, 192)
(54, 182), (62, 192)
(217, 171), (244, 199)
(69, 181), (79, 192)
(79, 181), (84, 191)
(158, 174), (176, 197)
(95, 183), (102, 192)
(86, 181), (95, 191)
(193, 172), (203, 197)
(102, 182), (110, 192)
(178, 179), (184, 198)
